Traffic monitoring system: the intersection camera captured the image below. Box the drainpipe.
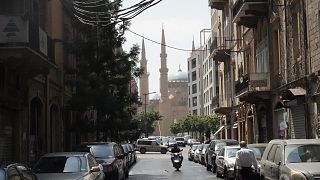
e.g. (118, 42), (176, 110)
(302, 0), (311, 138)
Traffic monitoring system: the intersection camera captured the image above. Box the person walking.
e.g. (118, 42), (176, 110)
(235, 141), (258, 180)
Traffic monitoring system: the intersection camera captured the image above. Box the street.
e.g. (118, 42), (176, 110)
(128, 147), (219, 180)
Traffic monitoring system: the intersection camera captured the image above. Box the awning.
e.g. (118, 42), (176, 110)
(213, 126), (225, 136)
(282, 87), (306, 100)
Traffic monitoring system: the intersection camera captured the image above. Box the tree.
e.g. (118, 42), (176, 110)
(134, 111), (162, 137)
(66, 2), (144, 142)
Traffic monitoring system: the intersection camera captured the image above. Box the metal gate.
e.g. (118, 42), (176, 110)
(291, 106), (306, 139)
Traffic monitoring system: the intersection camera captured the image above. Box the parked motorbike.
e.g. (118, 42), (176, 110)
(171, 151), (183, 171)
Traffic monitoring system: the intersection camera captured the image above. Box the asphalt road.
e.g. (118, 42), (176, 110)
(128, 147), (220, 180)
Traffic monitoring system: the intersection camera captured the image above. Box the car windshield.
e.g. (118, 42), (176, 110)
(122, 145), (129, 153)
(90, 145), (114, 159)
(33, 156), (87, 173)
(249, 147), (266, 160)
(227, 148), (239, 158)
(192, 145), (198, 150)
(215, 142), (227, 151)
(286, 144), (320, 163)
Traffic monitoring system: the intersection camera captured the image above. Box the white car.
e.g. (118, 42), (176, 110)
(215, 145), (240, 179)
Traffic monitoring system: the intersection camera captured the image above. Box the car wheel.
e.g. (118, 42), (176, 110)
(161, 148), (167, 154)
(224, 168), (229, 180)
(212, 163), (217, 173)
(206, 163), (211, 171)
(140, 148), (146, 154)
(216, 169), (222, 178)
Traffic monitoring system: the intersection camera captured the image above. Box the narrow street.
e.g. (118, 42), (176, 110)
(129, 147), (219, 180)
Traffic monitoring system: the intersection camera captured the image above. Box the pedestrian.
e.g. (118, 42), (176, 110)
(235, 141), (258, 180)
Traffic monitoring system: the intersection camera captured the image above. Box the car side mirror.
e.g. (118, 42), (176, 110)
(217, 156), (224, 160)
(277, 161), (281, 166)
(90, 166), (101, 173)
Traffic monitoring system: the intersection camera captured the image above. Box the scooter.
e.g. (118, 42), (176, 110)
(171, 150), (183, 171)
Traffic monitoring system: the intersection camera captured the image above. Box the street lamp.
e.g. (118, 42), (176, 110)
(142, 91), (156, 137)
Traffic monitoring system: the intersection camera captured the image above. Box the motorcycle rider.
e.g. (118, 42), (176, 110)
(171, 144), (183, 163)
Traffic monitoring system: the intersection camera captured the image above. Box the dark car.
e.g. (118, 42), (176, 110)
(0, 163), (37, 180)
(127, 144), (137, 165)
(205, 139), (239, 173)
(121, 144), (130, 178)
(77, 142), (126, 180)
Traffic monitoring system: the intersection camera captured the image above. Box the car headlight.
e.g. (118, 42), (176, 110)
(290, 172), (307, 180)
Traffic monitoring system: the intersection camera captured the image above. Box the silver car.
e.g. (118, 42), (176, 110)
(260, 139), (320, 180)
(215, 145), (240, 179)
(33, 152), (105, 180)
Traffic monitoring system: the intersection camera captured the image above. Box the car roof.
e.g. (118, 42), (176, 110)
(225, 145), (240, 149)
(42, 152), (89, 157)
(269, 139), (320, 145)
(248, 143), (268, 148)
(80, 142), (115, 145)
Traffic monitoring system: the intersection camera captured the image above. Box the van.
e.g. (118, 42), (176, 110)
(135, 139), (168, 154)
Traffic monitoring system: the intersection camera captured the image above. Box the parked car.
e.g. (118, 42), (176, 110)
(135, 139), (168, 154)
(206, 139), (239, 172)
(126, 143), (137, 165)
(175, 137), (186, 147)
(33, 152), (105, 180)
(260, 139), (320, 180)
(216, 145), (240, 179)
(77, 142), (126, 180)
(121, 144), (130, 177)
(194, 143), (204, 163)
(188, 139), (200, 146)
(0, 163), (37, 180)
(168, 139), (177, 148)
(199, 144), (209, 165)
(188, 144), (199, 161)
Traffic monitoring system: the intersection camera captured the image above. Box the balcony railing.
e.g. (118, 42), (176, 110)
(0, 15), (55, 64)
(232, 0), (268, 28)
(208, 0), (228, 10)
(235, 72), (270, 96)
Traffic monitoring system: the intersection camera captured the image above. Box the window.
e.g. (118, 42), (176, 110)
(191, 58), (197, 68)
(193, 109), (197, 115)
(267, 145), (278, 162)
(256, 38), (269, 73)
(192, 71), (197, 81)
(274, 146), (282, 164)
(192, 97), (197, 107)
(192, 84), (197, 94)
(273, 29), (280, 75)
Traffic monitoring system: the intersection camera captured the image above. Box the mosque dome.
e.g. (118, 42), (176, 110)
(168, 68), (188, 82)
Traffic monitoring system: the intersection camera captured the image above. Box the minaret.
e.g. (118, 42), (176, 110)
(139, 38), (150, 108)
(158, 27), (171, 136)
(159, 28), (169, 101)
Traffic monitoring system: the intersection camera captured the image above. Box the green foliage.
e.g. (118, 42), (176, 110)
(170, 114), (221, 137)
(65, 2), (144, 141)
(134, 111), (162, 137)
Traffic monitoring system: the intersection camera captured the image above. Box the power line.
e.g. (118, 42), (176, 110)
(127, 29), (207, 52)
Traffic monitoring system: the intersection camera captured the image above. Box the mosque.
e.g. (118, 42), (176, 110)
(139, 28), (189, 136)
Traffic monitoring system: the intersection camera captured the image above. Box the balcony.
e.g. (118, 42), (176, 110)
(235, 72), (271, 103)
(232, 0), (268, 28)
(208, 0), (228, 10)
(210, 46), (230, 62)
(0, 15), (56, 76)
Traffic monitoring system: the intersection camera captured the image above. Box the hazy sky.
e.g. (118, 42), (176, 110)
(122, 0), (210, 97)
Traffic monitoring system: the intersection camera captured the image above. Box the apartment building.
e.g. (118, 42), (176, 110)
(207, 0), (320, 142)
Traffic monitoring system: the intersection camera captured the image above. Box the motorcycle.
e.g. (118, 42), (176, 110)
(171, 150), (183, 171)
